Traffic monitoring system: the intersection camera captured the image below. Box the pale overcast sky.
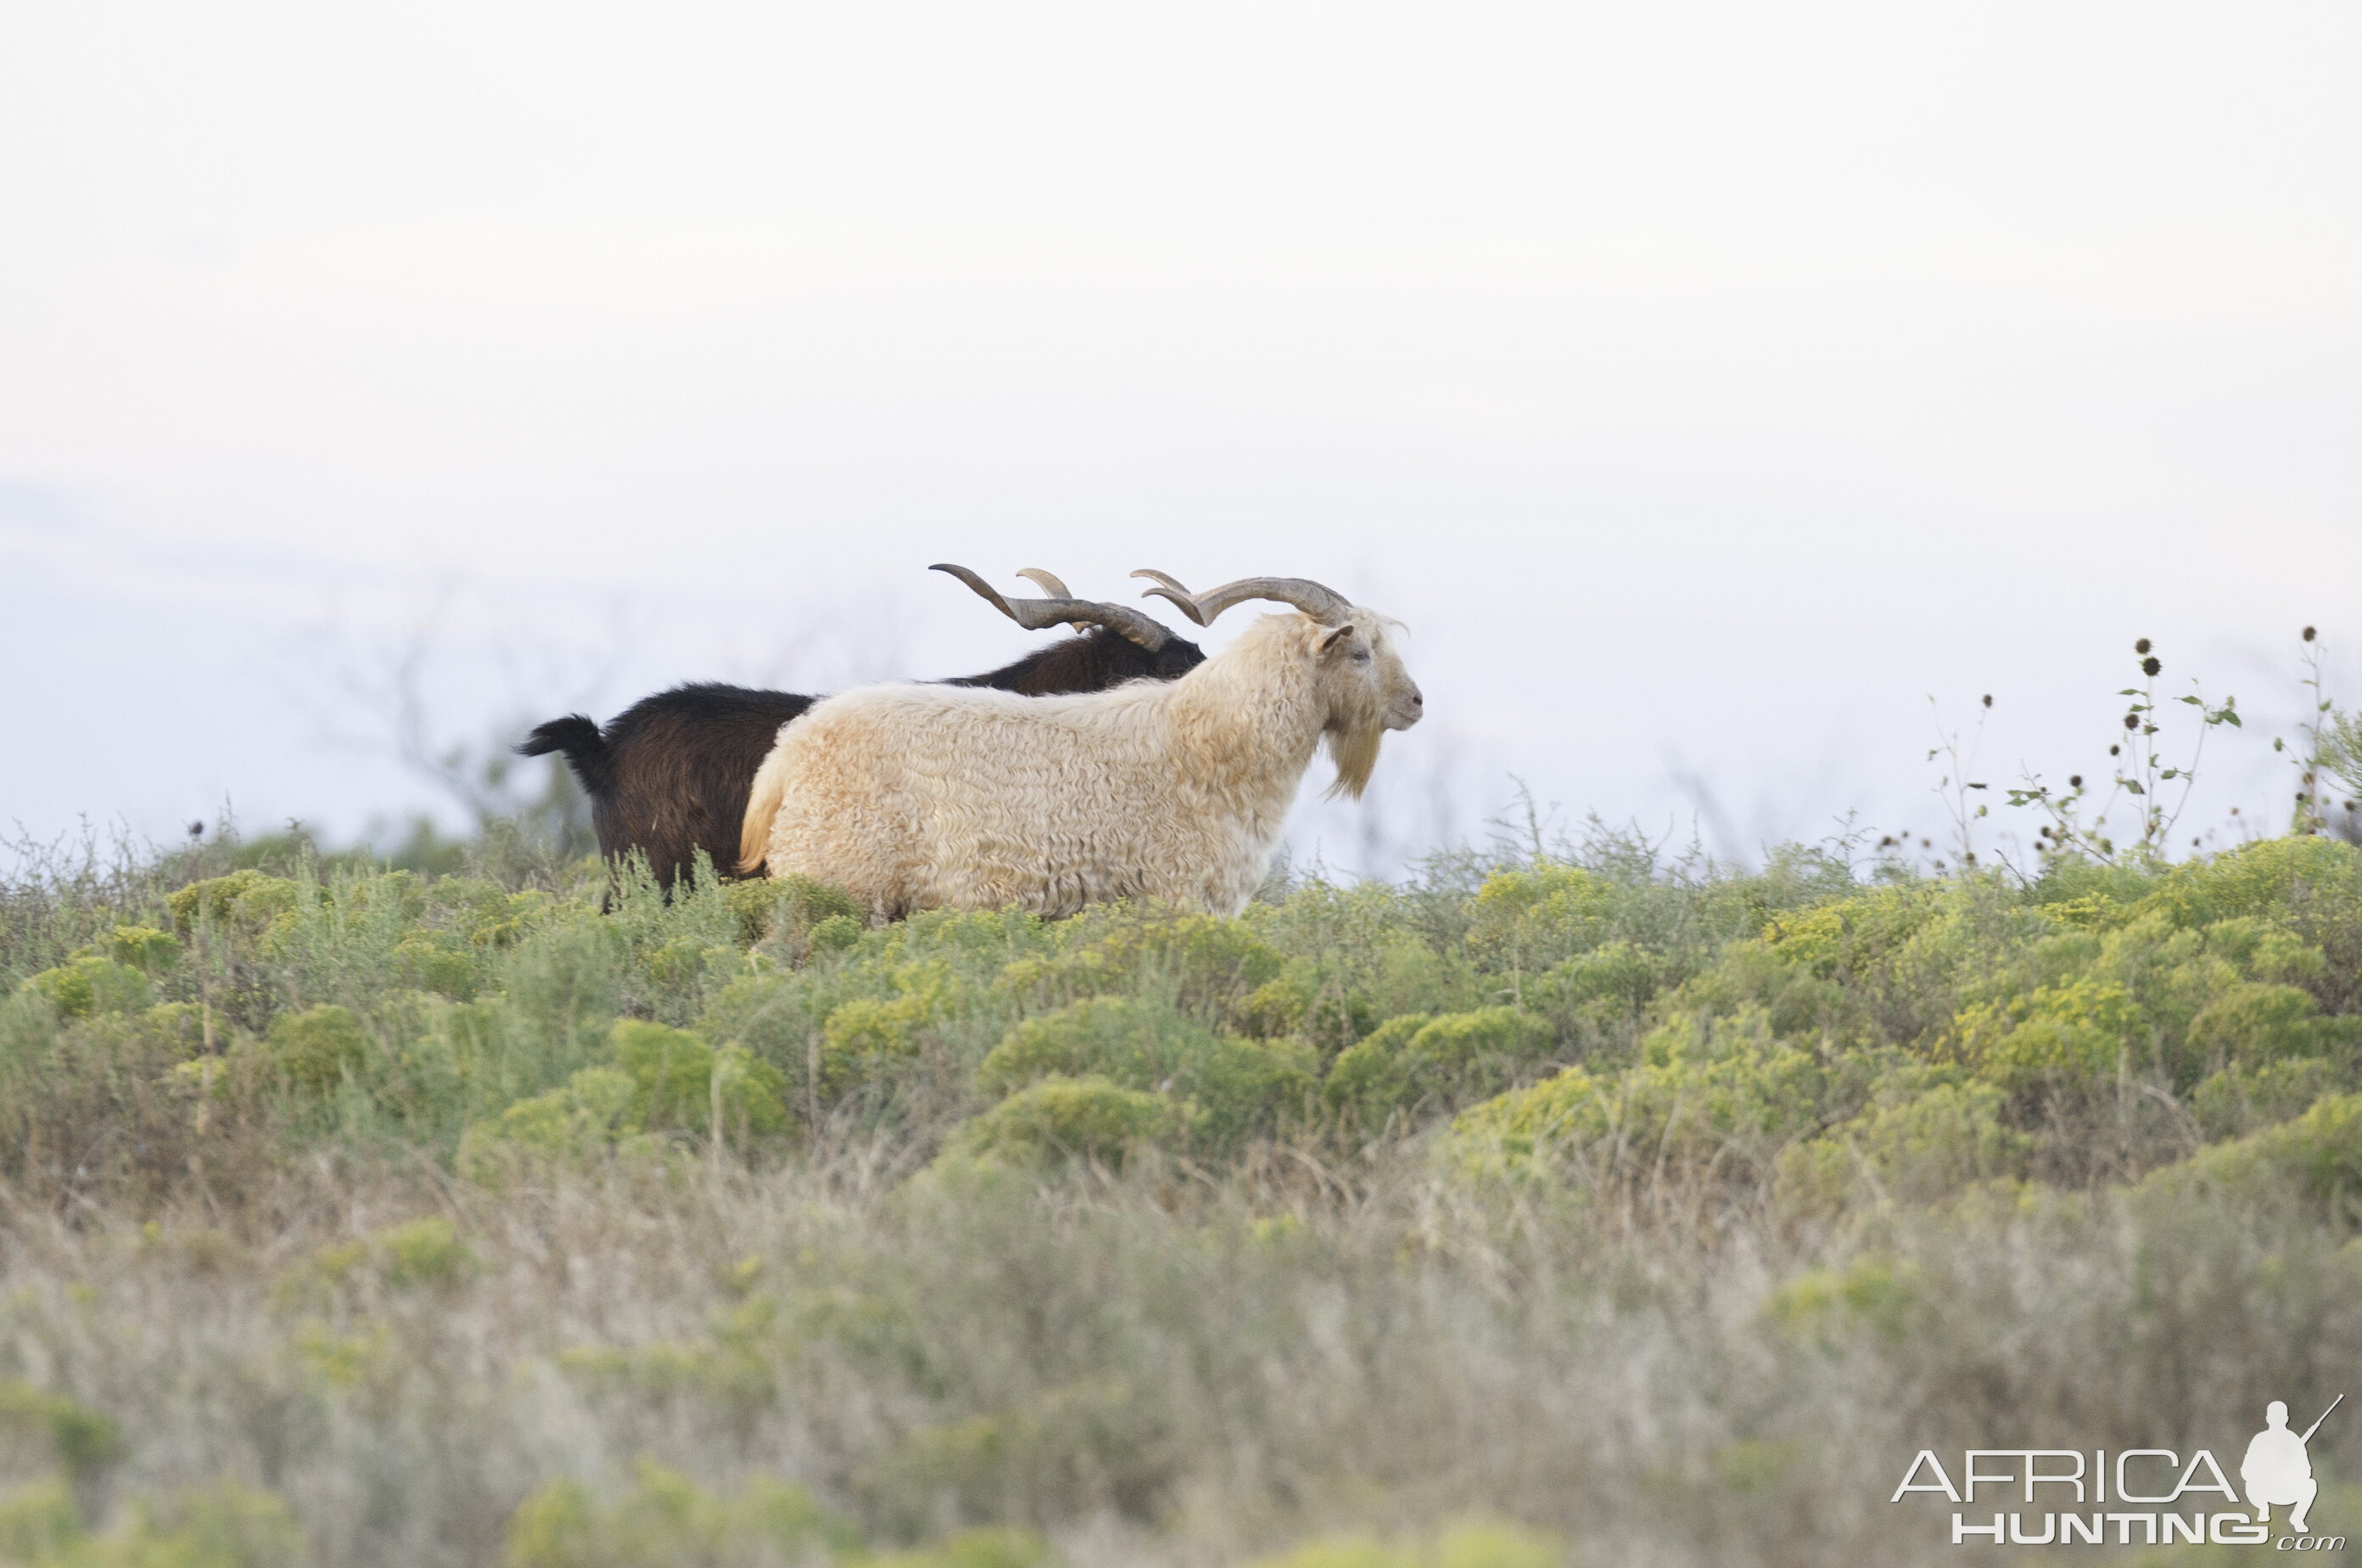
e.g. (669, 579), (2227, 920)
(4, 2), (2359, 874)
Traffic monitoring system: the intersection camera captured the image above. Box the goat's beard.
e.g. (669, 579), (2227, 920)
(1322, 717), (1383, 801)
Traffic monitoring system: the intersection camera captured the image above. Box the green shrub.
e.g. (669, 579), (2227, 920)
(0, 1380), (125, 1481)
(1532, 940), (1665, 1024)
(0, 1475), (297, 1568)
(955, 1077), (1176, 1168)
(459, 1067), (641, 1173)
(17, 956), (152, 1021)
(0, 1479), (80, 1563)
(266, 1004), (369, 1094)
(996, 907), (1285, 1022)
(865, 1526), (1055, 1568)
(379, 1216), (472, 1288)
(725, 873), (864, 947)
(1325, 1007), (1558, 1133)
(1447, 1009), (1833, 1187)
(2192, 1056), (2345, 1140)
(1246, 1522), (1562, 1568)
(2187, 981), (2359, 1067)
(810, 915), (865, 955)
(98, 925), (182, 975)
(1761, 1255), (1919, 1343)
(2134, 835), (2362, 932)
(395, 927), (481, 999)
(87, 1480), (305, 1568)
(1778, 1080), (2029, 1212)
(978, 996), (1316, 1156)
(2148, 1090), (2362, 1209)
(977, 995), (1184, 1094)
(165, 868), (302, 944)
(503, 1462), (854, 1568)
(458, 1019), (787, 1172)
(1467, 864), (1615, 995)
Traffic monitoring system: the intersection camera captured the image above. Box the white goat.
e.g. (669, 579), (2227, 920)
(737, 574), (1424, 919)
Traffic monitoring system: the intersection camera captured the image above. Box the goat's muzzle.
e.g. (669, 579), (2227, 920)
(1385, 686), (1424, 731)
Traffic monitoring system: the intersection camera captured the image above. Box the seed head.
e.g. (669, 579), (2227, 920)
(2124, 713), (2140, 731)
(2068, 775), (2083, 788)
(2110, 744), (2121, 756)
(2303, 626), (2317, 642)
(2135, 638), (2152, 655)
(1981, 694), (1992, 708)
(2141, 656), (2162, 677)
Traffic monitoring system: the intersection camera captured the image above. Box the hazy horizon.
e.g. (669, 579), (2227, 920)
(6, 1), (2359, 876)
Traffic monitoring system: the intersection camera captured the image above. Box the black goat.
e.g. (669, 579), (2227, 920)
(518, 568), (1204, 890)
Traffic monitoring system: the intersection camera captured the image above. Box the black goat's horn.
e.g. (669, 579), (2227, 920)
(932, 564), (1175, 651)
(1130, 569), (1352, 628)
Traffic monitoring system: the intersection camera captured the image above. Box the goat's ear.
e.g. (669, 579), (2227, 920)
(1318, 623), (1358, 654)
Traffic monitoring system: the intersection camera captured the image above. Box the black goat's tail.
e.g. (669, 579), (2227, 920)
(517, 715), (613, 798)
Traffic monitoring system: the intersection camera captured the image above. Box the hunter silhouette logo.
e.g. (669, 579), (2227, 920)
(1891, 1395), (2346, 1548)
(2247, 1396), (2342, 1537)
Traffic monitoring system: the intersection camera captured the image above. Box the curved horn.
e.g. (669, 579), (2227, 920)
(1015, 568), (1072, 598)
(1130, 569), (1352, 627)
(931, 563), (1175, 651)
(1128, 568), (1209, 626)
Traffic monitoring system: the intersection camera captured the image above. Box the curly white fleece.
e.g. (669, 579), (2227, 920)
(738, 608), (1420, 920)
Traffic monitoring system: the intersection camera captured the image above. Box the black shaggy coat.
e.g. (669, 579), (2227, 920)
(518, 627), (1205, 890)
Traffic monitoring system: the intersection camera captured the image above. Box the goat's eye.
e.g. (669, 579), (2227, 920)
(1351, 648), (1372, 664)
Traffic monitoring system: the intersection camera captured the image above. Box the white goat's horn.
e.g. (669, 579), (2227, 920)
(932, 563), (1176, 651)
(1129, 570), (1352, 628)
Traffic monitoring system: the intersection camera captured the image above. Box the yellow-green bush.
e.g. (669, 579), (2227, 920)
(2192, 1055), (2342, 1140)
(613, 1020), (789, 1137)
(954, 1076), (1176, 1167)
(1469, 863), (1613, 973)
(977, 996), (1316, 1156)
(0, 1479), (81, 1564)
(0, 1380), (124, 1483)
(1324, 1006), (1557, 1132)
(1777, 1079), (2029, 1213)
(996, 908), (1284, 1021)
(165, 868), (302, 944)
(863, 1527), (1055, 1568)
(4, 1479), (302, 1568)
(1246, 1521), (1562, 1568)
(459, 1067), (641, 1172)
(503, 1462), (856, 1568)
(278, 1216), (474, 1307)
(2147, 1089), (2362, 1208)
(458, 1017), (787, 1172)
(266, 1004), (370, 1094)
(17, 955), (152, 1021)
(857, 1373), (1165, 1543)
(1447, 1008), (1837, 1187)
(1762, 1255), (1919, 1344)
(725, 873), (865, 948)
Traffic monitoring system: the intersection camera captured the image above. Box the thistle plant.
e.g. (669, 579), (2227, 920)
(2276, 625), (2352, 837)
(2008, 636), (2239, 866)
(1924, 692), (1993, 871)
